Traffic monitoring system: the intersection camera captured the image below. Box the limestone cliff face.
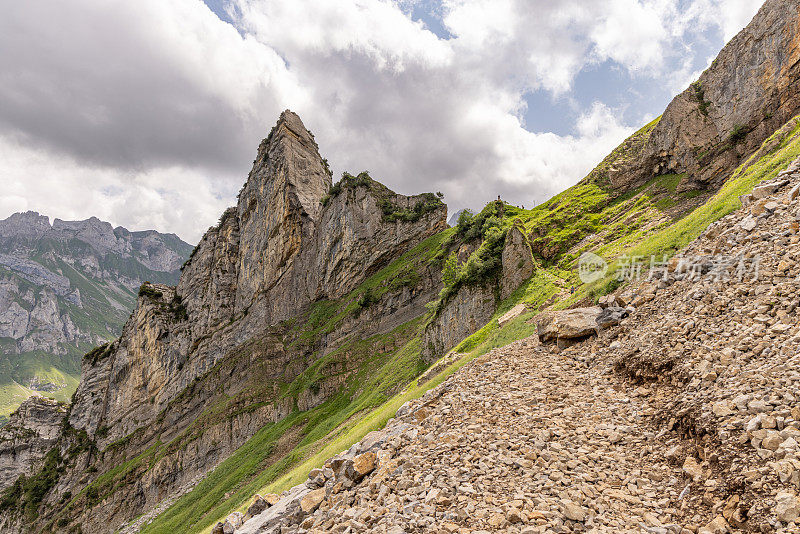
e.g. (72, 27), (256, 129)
(615, 0), (800, 191)
(234, 112), (330, 318)
(0, 396), (66, 491)
(68, 285), (197, 444)
(422, 284), (496, 361)
(8, 111), (447, 533)
(500, 224), (536, 300)
(306, 183), (447, 301)
(423, 224), (535, 362)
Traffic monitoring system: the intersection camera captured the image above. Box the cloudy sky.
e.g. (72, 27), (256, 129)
(0, 0), (765, 243)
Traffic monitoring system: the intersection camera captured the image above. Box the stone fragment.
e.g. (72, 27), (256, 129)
(683, 457), (704, 482)
(245, 495), (268, 518)
(300, 488), (326, 514)
(712, 401), (734, 417)
(499, 303), (527, 327)
(748, 399), (769, 413)
(350, 451), (377, 480)
(751, 182), (781, 199)
(698, 515), (730, 534)
(507, 506), (524, 523)
(752, 198), (770, 215)
(222, 512), (243, 534)
(775, 491), (800, 522)
(762, 432), (784, 451)
(561, 500), (586, 522)
(596, 306), (629, 329)
(739, 216), (757, 231)
(789, 183), (800, 202)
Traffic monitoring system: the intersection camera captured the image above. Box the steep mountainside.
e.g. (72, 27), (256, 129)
(0, 111), (509, 533)
(4, 2), (800, 533)
(222, 156), (800, 534)
(610, 0), (800, 193)
(0, 212), (191, 421)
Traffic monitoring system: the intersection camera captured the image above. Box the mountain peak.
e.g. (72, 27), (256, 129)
(228, 110), (332, 312)
(263, 109), (318, 153)
(277, 109), (310, 134)
(0, 211), (52, 240)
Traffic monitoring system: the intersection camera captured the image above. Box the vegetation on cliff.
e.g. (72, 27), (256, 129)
(322, 171), (445, 223)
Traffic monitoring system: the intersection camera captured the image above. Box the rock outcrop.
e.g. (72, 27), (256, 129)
(0, 396), (66, 490)
(422, 284), (496, 363)
(67, 111), (447, 448)
(422, 221), (536, 363)
(500, 223), (536, 300)
(613, 0), (800, 192)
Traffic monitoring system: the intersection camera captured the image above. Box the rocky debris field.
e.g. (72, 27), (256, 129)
(612, 158), (800, 532)
(217, 160), (800, 534)
(223, 336), (709, 534)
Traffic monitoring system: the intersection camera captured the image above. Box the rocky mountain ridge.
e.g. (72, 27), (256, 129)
(0, 110), (533, 533)
(210, 156), (800, 534)
(4, 2), (800, 532)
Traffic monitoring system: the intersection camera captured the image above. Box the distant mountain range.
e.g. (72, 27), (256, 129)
(0, 211), (192, 422)
(447, 208), (468, 227)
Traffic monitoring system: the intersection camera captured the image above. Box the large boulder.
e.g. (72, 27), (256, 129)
(537, 307), (601, 346)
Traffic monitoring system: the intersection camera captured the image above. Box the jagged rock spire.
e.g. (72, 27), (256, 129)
(234, 110), (332, 311)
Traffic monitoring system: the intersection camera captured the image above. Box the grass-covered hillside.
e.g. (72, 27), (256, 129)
(137, 112), (800, 533)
